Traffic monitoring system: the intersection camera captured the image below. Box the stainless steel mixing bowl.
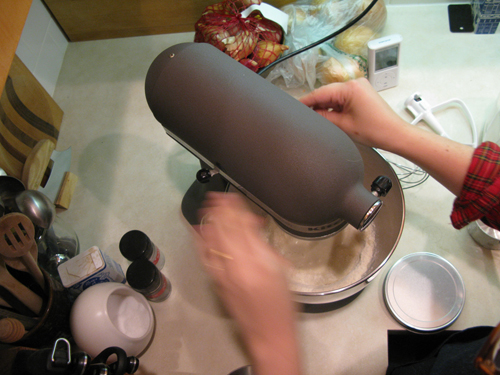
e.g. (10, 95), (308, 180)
(230, 144), (405, 304)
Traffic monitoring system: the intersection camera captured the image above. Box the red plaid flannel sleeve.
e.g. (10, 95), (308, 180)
(451, 141), (500, 230)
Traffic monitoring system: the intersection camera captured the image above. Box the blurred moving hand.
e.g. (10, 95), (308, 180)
(196, 192), (302, 375)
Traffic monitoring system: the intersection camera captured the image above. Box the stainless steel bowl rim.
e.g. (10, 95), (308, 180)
(229, 146), (405, 304)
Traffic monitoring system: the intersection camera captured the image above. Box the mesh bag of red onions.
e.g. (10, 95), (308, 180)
(194, 0), (288, 72)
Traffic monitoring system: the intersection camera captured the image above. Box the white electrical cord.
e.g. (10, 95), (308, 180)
(381, 92), (479, 189)
(405, 92), (478, 147)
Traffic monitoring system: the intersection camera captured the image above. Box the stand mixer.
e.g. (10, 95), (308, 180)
(145, 43), (405, 303)
(145, 42), (393, 239)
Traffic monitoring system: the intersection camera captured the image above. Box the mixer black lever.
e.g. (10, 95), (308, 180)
(196, 168), (219, 183)
(371, 176), (392, 197)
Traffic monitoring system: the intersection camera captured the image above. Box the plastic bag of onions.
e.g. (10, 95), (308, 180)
(194, 0), (289, 72)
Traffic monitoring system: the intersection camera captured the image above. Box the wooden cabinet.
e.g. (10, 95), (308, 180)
(0, 0), (32, 93)
(42, 0), (295, 42)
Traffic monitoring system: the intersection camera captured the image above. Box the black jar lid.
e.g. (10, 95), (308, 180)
(119, 230), (153, 261)
(126, 258), (159, 291)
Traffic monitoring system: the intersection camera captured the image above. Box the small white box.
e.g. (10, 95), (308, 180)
(58, 246), (126, 293)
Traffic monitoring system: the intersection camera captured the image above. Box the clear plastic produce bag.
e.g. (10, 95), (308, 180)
(267, 0), (387, 90)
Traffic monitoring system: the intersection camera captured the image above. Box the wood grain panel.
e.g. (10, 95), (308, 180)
(0, 55), (62, 178)
(42, 0), (295, 41)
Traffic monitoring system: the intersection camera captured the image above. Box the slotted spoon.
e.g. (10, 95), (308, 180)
(0, 213), (46, 291)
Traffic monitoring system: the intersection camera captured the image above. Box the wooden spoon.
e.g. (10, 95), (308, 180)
(0, 213), (45, 291)
(0, 296), (11, 309)
(0, 284), (37, 317)
(0, 257), (43, 315)
(21, 139), (55, 191)
(0, 317), (26, 343)
(0, 306), (39, 330)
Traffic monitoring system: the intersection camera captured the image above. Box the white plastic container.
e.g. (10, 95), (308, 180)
(70, 282), (155, 358)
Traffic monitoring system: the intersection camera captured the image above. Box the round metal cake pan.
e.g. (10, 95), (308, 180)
(383, 252), (466, 332)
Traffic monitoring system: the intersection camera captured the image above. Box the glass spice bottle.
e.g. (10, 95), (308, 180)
(126, 258), (171, 302)
(119, 230), (165, 270)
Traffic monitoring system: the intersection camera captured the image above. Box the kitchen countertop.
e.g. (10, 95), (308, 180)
(53, 3), (500, 375)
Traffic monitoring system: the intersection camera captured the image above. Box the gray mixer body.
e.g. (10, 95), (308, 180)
(145, 42), (382, 238)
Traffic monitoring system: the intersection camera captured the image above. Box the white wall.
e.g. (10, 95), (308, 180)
(16, 0), (68, 97)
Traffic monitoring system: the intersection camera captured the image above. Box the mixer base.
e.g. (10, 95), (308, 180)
(181, 174), (228, 225)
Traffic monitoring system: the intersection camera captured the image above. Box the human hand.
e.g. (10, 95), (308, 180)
(299, 78), (408, 150)
(196, 192), (301, 375)
(301, 78), (474, 196)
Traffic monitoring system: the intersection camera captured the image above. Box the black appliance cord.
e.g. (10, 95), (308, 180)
(258, 0), (380, 76)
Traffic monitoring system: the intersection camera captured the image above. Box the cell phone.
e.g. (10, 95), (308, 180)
(448, 4), (474, 33)
(367, 34), (402, 91)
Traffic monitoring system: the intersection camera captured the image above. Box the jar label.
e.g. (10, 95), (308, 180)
(146, 274), (171, 302)
(150, 244), (165, 271)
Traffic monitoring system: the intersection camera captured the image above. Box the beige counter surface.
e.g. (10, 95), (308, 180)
(53, 4), (500, 375)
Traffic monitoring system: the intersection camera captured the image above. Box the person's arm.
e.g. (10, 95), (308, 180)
(196, 192), (302, 375)
(299, 78), (474, 196)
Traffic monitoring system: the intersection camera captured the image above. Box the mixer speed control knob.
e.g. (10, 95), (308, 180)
(196, 168), (219, 183)
(371, 176), (392, 197)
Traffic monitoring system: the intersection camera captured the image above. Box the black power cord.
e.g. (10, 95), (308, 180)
(258, 0), (380, 76)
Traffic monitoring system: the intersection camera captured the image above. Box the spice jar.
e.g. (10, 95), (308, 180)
(119, 230), (165, 270)
(126, 258), (171, 302)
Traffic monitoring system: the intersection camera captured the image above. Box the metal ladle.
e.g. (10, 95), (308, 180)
(15, 191), (79, 279)
(14, 190), (56, 238)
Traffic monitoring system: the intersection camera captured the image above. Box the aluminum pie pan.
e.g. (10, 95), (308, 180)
(383, 252), (465, 333)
